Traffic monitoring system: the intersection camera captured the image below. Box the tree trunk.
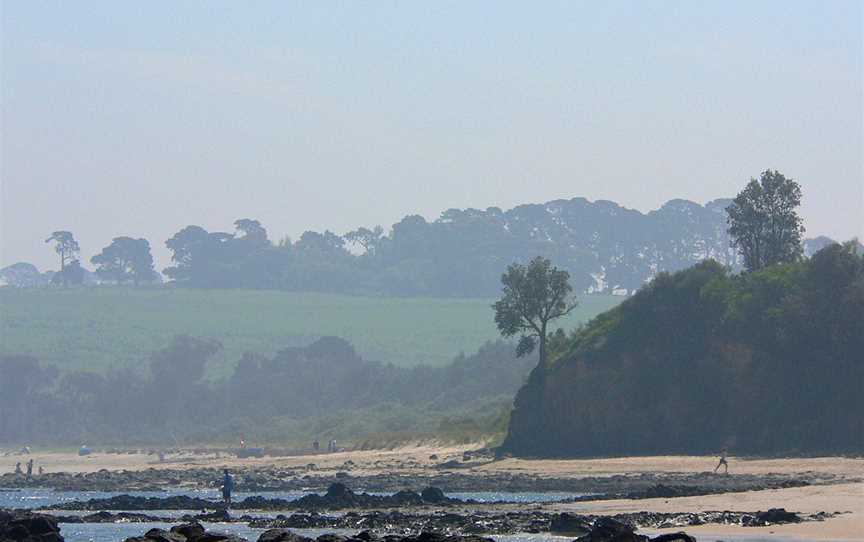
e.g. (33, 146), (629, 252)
(539, 322), (547, 367)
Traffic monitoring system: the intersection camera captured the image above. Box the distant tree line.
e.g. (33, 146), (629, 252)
(6, 171), (855, 296)
(0, 337), (532, 445)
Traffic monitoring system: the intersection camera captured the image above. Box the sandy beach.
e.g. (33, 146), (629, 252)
(2, 447), (862, 540)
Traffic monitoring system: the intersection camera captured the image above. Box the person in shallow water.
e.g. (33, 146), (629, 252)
(221, 469), (234, 505)
(714, 449), (729, 474)
(14, 462), (22, 475)
(26, 458), (34, 479)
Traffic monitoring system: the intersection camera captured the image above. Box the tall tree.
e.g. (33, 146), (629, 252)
(50, 259), (85, 286)
(493, 256), (577, 368)
(726, 170), (805, 272)
(45, 231), (79, 272)
(91, 237), (158, 285)
(344, 226), (384, 255)
(234, 218), (269, 247)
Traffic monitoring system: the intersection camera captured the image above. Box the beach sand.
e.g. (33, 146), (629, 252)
(2, 448), (861, 540)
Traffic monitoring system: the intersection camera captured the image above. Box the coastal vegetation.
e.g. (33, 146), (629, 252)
(502, 240), (864, 456)
(0, 335), (531, 446)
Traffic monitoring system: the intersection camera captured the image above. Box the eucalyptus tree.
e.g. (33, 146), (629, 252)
(493, 256), (578, 368)
(726, 170), (805, 271)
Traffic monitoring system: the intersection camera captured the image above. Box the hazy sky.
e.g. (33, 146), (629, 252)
(2, 1), (862, 271)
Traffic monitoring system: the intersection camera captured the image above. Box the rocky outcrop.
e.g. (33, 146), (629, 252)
(549, 513), (592, 536)
(126, 524), (699, 542)
(0, 510), (64, 542)
(53, 484), (463, 512)
(125, 523), (245, 542)
(574, 517), (646, 542)
(742, 508), (802, 526)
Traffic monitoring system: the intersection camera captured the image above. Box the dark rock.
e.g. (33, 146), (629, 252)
(576, 517), (648, 542)
(549, 513), (592, 536)
(0, 510), (64, 542)
(420, 487), (447, 504)
(257, 530), (314, 542)
(170, 523), (206, 540)
(743, 508), (802, 526)
(391, 491), (423, 506)
(649, 533), (696, 542)
(142, 528), (187, 542)
(315, 535), (348, 542)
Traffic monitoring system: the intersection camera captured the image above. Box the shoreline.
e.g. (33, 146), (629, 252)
(1, 449), (861, 541)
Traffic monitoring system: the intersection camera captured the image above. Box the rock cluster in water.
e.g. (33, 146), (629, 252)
(0, 510), (64, 542)
(122, 520), (696, 542)
(2, 466), (827, 498)
(51, 484), (463, 512)
(247, 508), (812, 534)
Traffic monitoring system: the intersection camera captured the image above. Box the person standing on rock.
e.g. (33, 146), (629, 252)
(714, 449), (729, 474)
(25, 459), (34, 479)
(221, 469), (234, 506)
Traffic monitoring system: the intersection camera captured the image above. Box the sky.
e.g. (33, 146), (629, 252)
(1, 1), (862, 271)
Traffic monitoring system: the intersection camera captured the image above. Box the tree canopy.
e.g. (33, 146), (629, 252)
(726, 170), (805, 271)
(503, 241), (864, 457)
(91, 237), (158, 285)
(493, 256), (577, 366)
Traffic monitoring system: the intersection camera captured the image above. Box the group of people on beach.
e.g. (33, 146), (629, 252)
(312, 439), (338, 453)
(12, 458), (43, 478)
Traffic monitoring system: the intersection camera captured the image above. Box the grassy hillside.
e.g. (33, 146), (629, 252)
(0, 287), (621, 376)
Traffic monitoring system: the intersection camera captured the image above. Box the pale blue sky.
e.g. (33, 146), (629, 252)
(2, 1), (862, 270)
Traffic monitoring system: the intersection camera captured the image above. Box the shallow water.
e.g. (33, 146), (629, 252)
(0, 488), (592, 510)
(0, 488), (826, 542)
(55, 524), (581, 542)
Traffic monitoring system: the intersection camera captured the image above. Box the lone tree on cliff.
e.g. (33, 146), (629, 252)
(493, 256), (577, 368)
(726, 170), (805, 272)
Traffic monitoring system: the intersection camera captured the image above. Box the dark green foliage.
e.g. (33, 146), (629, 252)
(502, 242), (864, 456)
(49, 259), (85, 286)
(158, 197), (745, 296)
(44, 231), (82, 286)
(0, 338), (534, 445)
(44, 231), (79, 271)
(727, 170), (805, 271)
(91, 237), (159, 285)
(494, 256), (577, 366)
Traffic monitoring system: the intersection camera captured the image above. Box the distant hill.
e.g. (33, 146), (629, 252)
(502, 242), (864, 457)
(0, 288), (621, 373)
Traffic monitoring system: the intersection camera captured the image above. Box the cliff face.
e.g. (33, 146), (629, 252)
(501, 245), (864, 457)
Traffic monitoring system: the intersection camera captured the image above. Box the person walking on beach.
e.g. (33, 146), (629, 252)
(714, 449), (729, 474)
(221, 469), (234, 506)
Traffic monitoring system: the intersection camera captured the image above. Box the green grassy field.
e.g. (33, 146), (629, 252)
(0, 287), (622, 375)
